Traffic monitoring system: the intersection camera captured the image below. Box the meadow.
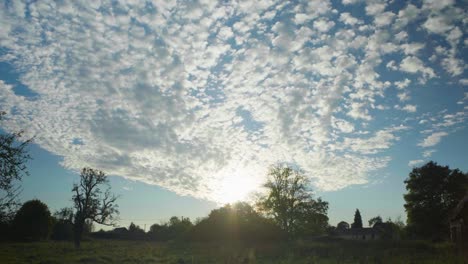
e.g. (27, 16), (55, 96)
(0, 238), (464, 264)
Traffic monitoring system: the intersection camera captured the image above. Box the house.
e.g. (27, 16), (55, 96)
(112, 227), (128, 234)
(335, 227), (381, 240)
(449, 193), (468, 255)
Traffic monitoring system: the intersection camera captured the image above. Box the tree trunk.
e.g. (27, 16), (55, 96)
(73, 218), (84, 248)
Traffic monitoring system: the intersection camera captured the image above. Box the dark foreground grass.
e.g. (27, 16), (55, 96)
(0, 238), (464, 264)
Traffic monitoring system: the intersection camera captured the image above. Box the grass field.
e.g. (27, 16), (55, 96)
(0, 239), (465, 264)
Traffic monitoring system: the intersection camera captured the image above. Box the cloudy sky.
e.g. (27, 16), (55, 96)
(0, 0), (467, 226)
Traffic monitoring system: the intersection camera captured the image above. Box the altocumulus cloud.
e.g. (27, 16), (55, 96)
(0, 0), (466, 202)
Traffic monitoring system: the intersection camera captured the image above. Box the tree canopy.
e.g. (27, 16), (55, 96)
(190, 202), (284, 241)
(404, 161), (468, 240)
(0, 112), (32, 221)
(337, 221), (350, 230)
(351, 209), (363, 229)
(256, 165), (328, 236)
(368, 216), (383, 227)
(13, 199), (51, 241)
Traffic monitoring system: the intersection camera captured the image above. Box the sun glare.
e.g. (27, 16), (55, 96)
(216, 171), (260, 205)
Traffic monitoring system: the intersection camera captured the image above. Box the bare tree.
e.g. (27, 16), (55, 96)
(72, 167), (119, 248)
(0, 112), (32, 221)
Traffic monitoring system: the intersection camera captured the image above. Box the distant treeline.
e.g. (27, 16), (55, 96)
(0, 201), (286, 243)
(92, 202), (286, 242)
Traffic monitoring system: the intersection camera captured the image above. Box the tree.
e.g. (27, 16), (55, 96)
(0, 112), (32, 221)
(336, 221), (350, 230)
(190, 202), (284, 242)
(51, 207), (74, 241)
(404, 161), (468, 240)
(351, 209), (363, 229)
(72, 167), (119, 248)
(368, 216), (383, 227)
(13, 199), (52, 241)
(256, 165), (329, 236)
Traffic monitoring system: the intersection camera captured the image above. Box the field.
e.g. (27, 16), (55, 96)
(0, 239), (464, 264)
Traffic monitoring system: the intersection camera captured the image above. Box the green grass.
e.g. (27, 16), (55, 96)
(0, 239), (464, 263)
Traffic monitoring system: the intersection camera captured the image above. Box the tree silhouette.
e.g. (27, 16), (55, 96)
(0, 112), (32, 221)
(51, 208), (74, 241)
(351, 209), (363, 229)
(256, 165), (328, 236)
(190, 202), (284, 241)
(72, 167), (119, 248)
(13, 199), (51, 241)
(337, 221), (350, 230)
(404, 161), (468, 240)
(368, 216), (383, 227)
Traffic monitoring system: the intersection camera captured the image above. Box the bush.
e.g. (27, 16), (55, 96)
(13, 199), (52, 241)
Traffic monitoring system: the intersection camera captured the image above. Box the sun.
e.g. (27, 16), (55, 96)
(216, 171), (259, 205)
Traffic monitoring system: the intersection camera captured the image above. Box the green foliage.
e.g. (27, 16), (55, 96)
(13, 199), (52, 241)
(0, 112), (32, 222)
(190, 202), (285, 242)
(351, 209), (363, 229)
(368, 216), (383, 227)
(404, 161), (468, 240)
(256, 165), (329, 237)
(148, 216), (193, 241)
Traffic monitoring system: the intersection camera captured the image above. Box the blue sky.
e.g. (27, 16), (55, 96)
(0, 0), (467, 229)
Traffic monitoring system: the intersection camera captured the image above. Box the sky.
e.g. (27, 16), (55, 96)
(0, 0), (467, 229)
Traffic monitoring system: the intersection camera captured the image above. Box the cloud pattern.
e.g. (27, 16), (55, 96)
(0, 0), (466, 202)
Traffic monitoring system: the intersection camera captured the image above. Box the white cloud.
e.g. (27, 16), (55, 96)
(386, 60), (398, 70)
(365, 3), (386, 16)
(422, 149), (436, 158)
(337, 127), (405, 155)
(400, 43), (425, 55)
(0, 0), (465, 202)
(408, 159), (424, 167)
(332, 118), (355, 133)
(374, 12), (395, 27)
(339, 13), (361, 26)
(422, 15), (453, 34)
(418, 132), (449, 147)
(394, 4), (420, 29)
(400, 56), (436, 79)
(395, 79), (411, 89)
(313, 19), (335, 32)
(397, 92), (410, 102)
(441, 57), (464, 76)
(402, 104), (417, 113)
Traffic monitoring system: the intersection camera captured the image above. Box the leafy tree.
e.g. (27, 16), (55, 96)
(190, 202), (284, 241)
(148, 216), (193, 241)
(13, 199), (52, 241)
(72, 167), (119, 247)
(404, 161), (468, 240)
(336, 221), (350, 230)
(0, 112), (32, 221)
(368, 216), (383, 227)
(351, 209), (363, 229)
(129, 222), (143, 233)
(51, 208), (74, 241)
(256, 165), (328, 236)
